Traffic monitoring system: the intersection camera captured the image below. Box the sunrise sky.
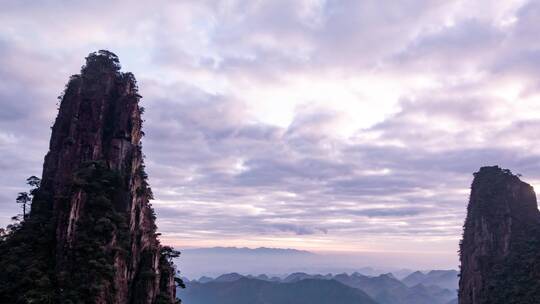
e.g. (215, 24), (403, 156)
(2, 0), (540, 269)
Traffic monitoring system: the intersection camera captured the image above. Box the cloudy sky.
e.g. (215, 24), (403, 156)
(2, 0), (540, 269)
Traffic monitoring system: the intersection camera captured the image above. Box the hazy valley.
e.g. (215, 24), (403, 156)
(179, 268), (458, 304)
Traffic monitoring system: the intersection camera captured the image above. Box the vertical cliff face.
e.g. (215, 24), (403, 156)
(0, 51), (178, 303)
(459, 166), (540, 304)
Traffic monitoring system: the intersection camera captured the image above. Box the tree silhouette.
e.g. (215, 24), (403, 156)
(16, 192), (30, 219)
(27, 175), (41, 189)
(14, 176), (41, 220)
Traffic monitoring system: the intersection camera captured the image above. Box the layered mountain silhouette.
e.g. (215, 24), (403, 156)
(181, 271), (458, 304)
(402, 270), (458, 290)
(182, 277), (378, 304)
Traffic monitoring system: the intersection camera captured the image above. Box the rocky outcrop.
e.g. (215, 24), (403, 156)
(459, 166), (540, 304)
(0, 50), (178, 303)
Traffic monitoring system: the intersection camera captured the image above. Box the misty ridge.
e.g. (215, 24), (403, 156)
(178, 263), (459, 304)
(178, 246), (452, 279)
(175, 246), (459, 304)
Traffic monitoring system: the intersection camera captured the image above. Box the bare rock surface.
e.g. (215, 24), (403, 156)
(0, 50), (178, 304)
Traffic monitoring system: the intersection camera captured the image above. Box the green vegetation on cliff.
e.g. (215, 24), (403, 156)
(0, 51), (182, 304)
(459, 166), (540, 304)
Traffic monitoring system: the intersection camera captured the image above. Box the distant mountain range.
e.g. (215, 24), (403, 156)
(179, 270), (458, 304)
(182, 246), (315, 255)
(182, 277), (378, 304)
(177, 246), (452, 278)
(178, 246), (325, 277)
(402, 270), (459, 290)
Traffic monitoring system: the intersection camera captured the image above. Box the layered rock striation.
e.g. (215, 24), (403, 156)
(459, 166), (540, 304)
(0, 50), (179, 303)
